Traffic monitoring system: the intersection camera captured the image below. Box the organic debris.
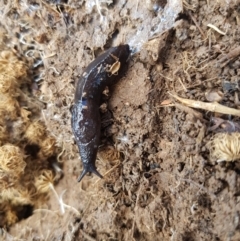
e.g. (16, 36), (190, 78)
(218, 46), (240, 67)
(0, 50), (60, 228)
(209, 117), (240, 132)
(1, 0), (240, 240)
(207, 23), (226, 35)
(208, 132), (240, 162)
(205, 89), (224, 102)
(169, 92), (240, 117)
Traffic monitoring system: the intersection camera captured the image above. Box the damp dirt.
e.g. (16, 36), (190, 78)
(1, 0), (240, 240)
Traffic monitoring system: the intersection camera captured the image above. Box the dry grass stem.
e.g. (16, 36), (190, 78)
(169, 92), (240, 117)
(218, 46), (240, 67)
(207, 23), (226, 35)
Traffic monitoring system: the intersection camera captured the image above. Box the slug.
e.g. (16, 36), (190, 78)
(71, 44), (130, 182)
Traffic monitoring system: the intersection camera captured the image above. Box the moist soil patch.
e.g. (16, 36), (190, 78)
(1, 0), (240, 240)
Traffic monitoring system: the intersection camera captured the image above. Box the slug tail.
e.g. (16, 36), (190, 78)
(77, 165), (103, 182)
(77, 168), (88, 182)
(92, 168), (103, 179)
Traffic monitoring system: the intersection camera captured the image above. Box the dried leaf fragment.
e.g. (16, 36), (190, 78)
(205, 89), (223, 102)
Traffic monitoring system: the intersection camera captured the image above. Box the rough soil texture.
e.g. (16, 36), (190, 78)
(1, 0), (240, 240)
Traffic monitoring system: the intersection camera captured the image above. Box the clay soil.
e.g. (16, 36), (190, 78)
(1, 0), (240, 240)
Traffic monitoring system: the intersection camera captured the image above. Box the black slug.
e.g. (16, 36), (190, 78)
(71, 44), (131, 182)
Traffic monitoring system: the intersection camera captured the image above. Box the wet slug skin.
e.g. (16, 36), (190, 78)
(71, 44), (131, 182)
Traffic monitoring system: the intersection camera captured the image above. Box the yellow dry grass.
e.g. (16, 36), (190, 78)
(0, 49), (60, 228)
(0, 144), (26, 177)
(24, 120), (47, 144)
(208, 132), (240, 162)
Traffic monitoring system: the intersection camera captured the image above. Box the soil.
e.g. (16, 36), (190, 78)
(1, 0), (240, 240)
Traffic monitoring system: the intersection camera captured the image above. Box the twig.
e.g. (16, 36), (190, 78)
(174, 103), (204, 120)
(80, 230), (97, 241)
(186, 76), (218, 89)
(177, 77), (187, 92)
(188, 11), (206, 38)
(218, 46), (240, 67)
(207, 23), (226, 35)
(169, 92), (240, 117)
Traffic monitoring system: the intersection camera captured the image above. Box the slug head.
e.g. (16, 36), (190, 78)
(111, 44), (131, 64)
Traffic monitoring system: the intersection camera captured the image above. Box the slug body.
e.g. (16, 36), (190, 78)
(71, 44), (130, 182)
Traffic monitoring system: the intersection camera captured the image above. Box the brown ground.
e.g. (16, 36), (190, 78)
(1, 0), (240, 240)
